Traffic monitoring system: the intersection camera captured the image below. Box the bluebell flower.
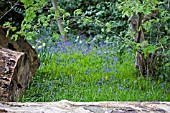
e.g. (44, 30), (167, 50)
(79, 97), (83, 102)
(60, 35), (64, 39)
(52, 92), (55, 97)
(80, 34), (85, 39)
(160, 83), (164, 89)
(46, 84), (51, 89)
(118, 84), (122, 90)
(98, 87), (102, 93)
(113, 56), (118, 63)
(68, 80), (71, 85)
(105, 67), (111, 72)
(110, 75), (115, 81)
(39, 36), (43, 41)
(36, 84), (40, 88)
(101, 78), (104, 84)
(99, 42), (104, 48)
(114, 69), (118, 73)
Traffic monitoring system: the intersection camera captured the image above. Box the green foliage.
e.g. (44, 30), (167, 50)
(117, 0), (170, 79)
(2, 0), (169, 101)
(3, 22), (17, 37)
(56, 1), (128, 44)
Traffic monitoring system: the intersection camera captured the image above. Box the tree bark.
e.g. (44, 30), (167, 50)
(129, 13), (147, 75)
(0, 47), (29, 101)
(0, 27), (40, 81)
(51, 0), (68, 42)
(0, 26), (40, 101)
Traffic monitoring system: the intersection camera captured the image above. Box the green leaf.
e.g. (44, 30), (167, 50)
(83, 18), (87, 25)
(55, 10), (59, 18)
(160, 38), (167, 45)
(52, 32), (60, 40)
(11, 34), (18, 41)
(63, 12), (70, 19)
(106, 22), (111, 32)
(3, 22), (11, 27)
(6, 29), (10, 37)
(11, 27), (17, 32)
(66, 20), (70, 25)
(43, 22), (49, 27)
(26, 24), (32, 29)
(101, 28), (105, 32)
(74, 9), (82, 16)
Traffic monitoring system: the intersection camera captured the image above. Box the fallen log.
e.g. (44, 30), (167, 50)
(0, 47), (29, 101)
(0, 27), (40, 79)
(0, 100), (170, 113)
(0, 26), (40, 101)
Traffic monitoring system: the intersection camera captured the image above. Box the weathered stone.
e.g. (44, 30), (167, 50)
(0, 100), (169, 113)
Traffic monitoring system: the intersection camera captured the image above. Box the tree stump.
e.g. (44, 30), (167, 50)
(0, 47), (29, 101)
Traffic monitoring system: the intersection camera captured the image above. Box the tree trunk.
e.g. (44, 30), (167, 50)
(129, 13), (147, 75)
(129, 11), (158, 77)
(0, 47), (29, 101)
(51, 0), (68, 42)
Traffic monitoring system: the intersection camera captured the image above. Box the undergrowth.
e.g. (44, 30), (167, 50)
(20, 41), (170, 102)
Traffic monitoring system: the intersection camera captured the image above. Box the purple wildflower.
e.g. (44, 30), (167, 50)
(118, 84), (122, 90)
(113, 56), (118, 63)
(101, 78), (104, 84)
(98, 87), (102, 93)
(80, 34), (85, 39)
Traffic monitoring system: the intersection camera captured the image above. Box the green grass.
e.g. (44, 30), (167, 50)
(20, 43), (170, 102)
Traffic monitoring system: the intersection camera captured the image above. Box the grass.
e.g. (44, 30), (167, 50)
(20, 40), (170, 102)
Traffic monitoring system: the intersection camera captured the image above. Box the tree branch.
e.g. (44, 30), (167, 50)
(0, 0), (20, 20)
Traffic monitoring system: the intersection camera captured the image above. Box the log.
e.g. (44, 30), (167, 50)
(0, 47), (29, 101)
(0, 27), (40, 78)
(0, 100), (169, 113)
(0, 26), (40, 102)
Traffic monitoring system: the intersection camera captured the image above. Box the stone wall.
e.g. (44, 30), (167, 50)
(0, 100), (170, 113)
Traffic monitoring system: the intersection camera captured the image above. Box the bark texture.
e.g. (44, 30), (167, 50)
(0, 47), (29, 101)
(0, 27), (40, 83)
(0, 100), (169, 113)
(129, 7), (159, 76)
(0, 27), (40, 101)
(129, 13), (146, 75)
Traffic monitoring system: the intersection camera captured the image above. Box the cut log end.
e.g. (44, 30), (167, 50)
(0, 26), (40, 102)
(0, 47), (29, 101)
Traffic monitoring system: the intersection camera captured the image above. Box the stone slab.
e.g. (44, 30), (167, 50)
(0, 100), (170, 113)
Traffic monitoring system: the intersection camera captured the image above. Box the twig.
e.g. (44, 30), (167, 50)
(0, 0), (20, 20)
